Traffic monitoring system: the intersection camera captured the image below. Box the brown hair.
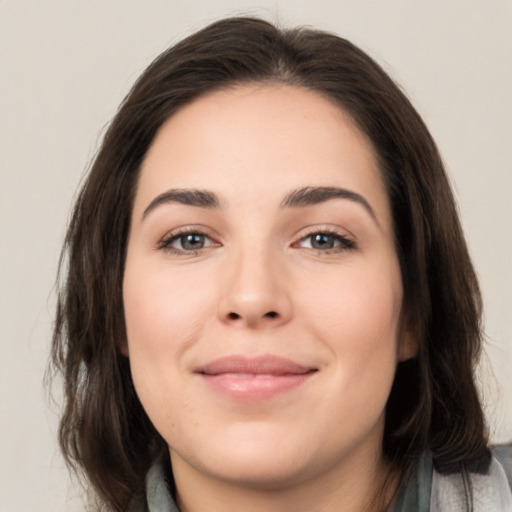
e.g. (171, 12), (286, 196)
(50, 16), (489, 511)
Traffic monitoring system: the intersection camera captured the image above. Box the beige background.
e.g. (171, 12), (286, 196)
(1, 1), (510, 510)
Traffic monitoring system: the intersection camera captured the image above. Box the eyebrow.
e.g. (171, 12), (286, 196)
(142, 185), (377, 224)
(142, 188), (221, 219)
(281, 186), (378, 224)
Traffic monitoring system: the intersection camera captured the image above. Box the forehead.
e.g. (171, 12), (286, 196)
(135, 84), (392, 228)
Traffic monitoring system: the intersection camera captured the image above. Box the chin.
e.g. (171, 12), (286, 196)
(171, 422), (318, 489)
(204, 452), (312, 491)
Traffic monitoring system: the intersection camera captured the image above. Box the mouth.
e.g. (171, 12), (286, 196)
(195, 355), (318, 401)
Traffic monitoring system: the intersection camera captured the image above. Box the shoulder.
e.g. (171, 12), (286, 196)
(126, 458), (180, 512)
(133, 458), (180, 512)
(493, 443), (512, 490)
(430, 444), (512, 511)
(390, 446), (512, 512)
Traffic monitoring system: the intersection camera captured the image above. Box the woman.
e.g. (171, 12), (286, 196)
(51, 17), (512, 512)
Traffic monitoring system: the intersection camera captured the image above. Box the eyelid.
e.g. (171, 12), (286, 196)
(157, 225), (221, 254)
(155, 224), (356, 256)
(292, 226), (357, 253)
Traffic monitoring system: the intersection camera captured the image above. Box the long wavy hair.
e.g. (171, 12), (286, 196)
(50, 16), (489, 511)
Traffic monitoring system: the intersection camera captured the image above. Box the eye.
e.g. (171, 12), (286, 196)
(158, 230), (218, 254)
(297, 231), (355, 252)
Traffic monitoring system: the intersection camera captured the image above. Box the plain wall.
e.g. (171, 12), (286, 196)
(1, 1), (510, 510)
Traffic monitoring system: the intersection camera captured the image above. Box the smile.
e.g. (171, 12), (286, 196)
(195, 355), (318, 401)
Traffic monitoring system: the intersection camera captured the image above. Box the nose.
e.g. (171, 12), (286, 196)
(217, 248), (293, 329)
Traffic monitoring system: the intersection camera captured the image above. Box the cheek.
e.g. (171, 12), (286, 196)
(123, 259), (216, 353)
(300, 263), (403, 372)
(287, 263), (403, 459)
(122, 258), (216, 412)
(122, 267), (213, 444)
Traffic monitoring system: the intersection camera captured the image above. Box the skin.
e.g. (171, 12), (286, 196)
(123, 84), (416, 512)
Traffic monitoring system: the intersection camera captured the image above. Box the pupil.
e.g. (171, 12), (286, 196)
(182, 234), (204, 250)
(312, 234), (334, 249)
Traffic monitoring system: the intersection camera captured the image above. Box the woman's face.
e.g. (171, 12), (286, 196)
(123, 84), (414, 490)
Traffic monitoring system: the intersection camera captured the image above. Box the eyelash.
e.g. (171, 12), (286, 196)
(157, 228), (356, 256)
(157, 228), (219, 256)
(295, 229), (356, 254)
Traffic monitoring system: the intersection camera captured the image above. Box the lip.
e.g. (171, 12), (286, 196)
(195, 355), (317, 401)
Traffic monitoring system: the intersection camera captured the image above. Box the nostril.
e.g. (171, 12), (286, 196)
(227, 311), (278, 320)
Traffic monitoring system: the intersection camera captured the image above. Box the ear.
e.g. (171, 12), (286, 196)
(398, 327), (419, 362)
(119, 341), (129, 357)
(398, 311), (419, 362)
